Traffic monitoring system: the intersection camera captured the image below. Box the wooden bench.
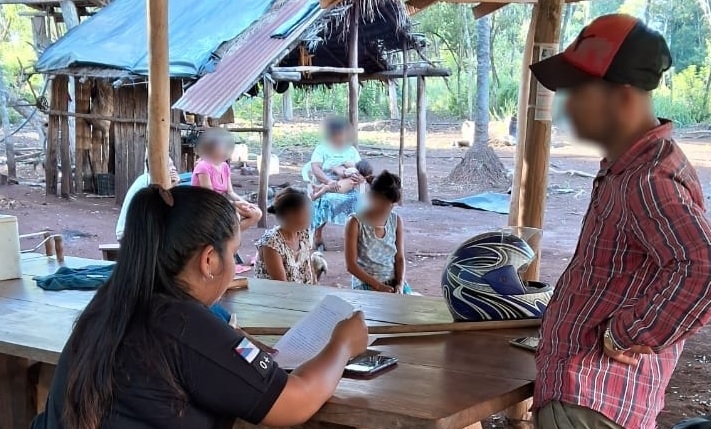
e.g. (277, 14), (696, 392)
(98, 243), (120, 261)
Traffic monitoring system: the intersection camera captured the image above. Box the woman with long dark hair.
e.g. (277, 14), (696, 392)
(33, 186), (367, 429)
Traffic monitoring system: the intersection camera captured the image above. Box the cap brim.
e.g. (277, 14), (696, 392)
(530, 53), (598, 91)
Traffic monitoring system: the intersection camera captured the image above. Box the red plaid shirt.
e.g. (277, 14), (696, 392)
(534, 121), (711, 429)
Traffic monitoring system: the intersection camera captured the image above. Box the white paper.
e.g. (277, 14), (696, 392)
(274, 295), (354, 369)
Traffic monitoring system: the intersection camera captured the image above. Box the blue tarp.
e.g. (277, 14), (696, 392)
(431, 192), (511, 215)
(36, 0), (274, 78)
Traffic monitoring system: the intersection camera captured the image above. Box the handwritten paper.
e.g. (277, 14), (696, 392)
(274, 295), (354, 369)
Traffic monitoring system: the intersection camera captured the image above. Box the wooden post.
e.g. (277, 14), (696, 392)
(146, 0), (171, 188)
(258, 77), (273, 229)
(170, 79), (183, 171)
(60, 0), (79, 188)
(130, 85), (146, 191)
(398, 46), (408, 181)
(0, 66), (15, 183)
(59, 81), (72, 198)
(112, 86), (130, 203)
(59, 0), (80, 29)
(31, 16), (50, 52)
(75, 80), (91, 192)
(509, 5), (538, 225)
(415, 75), (429, 203)
(347, 0), (359, 145)
(517, 0), (565, 280)
(46, 77), (66, 196)
(282, 84), (294, 122)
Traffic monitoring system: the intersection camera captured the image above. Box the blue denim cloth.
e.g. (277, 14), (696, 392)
(34, 265), (114, 291)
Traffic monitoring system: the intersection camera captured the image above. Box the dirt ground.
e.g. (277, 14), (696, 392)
(2, 121), (711, 428)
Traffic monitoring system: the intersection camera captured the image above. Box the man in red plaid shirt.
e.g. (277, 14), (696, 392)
(529, 14), (711, 429)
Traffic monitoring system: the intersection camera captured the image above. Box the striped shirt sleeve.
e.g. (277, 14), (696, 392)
(610, 167), (711, 351)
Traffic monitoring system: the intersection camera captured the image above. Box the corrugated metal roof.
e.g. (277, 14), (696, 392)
(173, 0), (324, 117)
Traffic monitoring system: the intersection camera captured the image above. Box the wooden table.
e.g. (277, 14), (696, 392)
(0, 253), (537, 429)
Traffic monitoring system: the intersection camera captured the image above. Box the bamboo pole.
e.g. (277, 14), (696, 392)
(271, 66), (364, 74)
(258, 77), (273, 229)
(242, 318), (541, 336)
(509, 5), (538, 225)
(398, 44), (408, 181)
(146, 0), (170, 188)
(348, 0), (360, 145)
(416, 75), (429, 203)
(517, 0), (565, 280)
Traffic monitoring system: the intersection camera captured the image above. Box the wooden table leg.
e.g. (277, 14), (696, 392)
(0, 354), (35, 429)
(35, 363), (56, 414)
(504, 398), (533, 428)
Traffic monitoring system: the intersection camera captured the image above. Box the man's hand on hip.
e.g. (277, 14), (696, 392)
(602, 337), (653, 365)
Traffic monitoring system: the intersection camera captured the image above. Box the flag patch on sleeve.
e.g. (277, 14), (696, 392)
(235, 337), (260, 364)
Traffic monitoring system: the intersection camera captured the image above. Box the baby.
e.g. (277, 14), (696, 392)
(311, 160), (374, 201)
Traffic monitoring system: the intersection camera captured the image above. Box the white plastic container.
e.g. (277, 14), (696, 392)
(0, 215), (22, 280)
(231, 144), (249, 163)
(256, 154), (280, 175)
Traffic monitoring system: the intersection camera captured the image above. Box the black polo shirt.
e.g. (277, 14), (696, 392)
(33, 298), (288, 429)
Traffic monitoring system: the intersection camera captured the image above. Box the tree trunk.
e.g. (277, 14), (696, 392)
(474, 16), (491, 151)
(447, 15), (507, 191)
(0, 70), (15, 182)
(282, 85), (294, 122)
(643, 0), (650, 23)
(462, 6), (474, 120)
(560, 3), (573, 51)
(388, 80), (399, 120)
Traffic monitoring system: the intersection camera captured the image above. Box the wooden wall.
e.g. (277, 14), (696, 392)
(45, 76), (185, 204)
(112, 84), (147, 205)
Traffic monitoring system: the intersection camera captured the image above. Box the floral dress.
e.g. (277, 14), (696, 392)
(254, 227), (314, 284)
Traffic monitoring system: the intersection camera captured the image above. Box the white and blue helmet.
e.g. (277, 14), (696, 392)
(442, 231), (552, 321)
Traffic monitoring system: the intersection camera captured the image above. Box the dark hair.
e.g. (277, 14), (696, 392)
(370, 170), (402, 203)
(63, 186), (237, 429)
(197, 127), (233, 157)
(267, 187), (309, 219)
(325, 117), (349, 137)
(356, 160), (374, 184)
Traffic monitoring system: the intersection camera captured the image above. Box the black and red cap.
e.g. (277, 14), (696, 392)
(530, 14), (672, 92)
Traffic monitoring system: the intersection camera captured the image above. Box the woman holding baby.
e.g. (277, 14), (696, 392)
(307, 117), (366, 251)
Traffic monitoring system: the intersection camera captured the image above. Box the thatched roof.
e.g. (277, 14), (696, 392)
(175, 0), (427, 117)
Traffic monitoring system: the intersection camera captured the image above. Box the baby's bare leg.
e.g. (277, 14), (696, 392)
(335, 178), (356, 194)
(312, 179), (356, 200)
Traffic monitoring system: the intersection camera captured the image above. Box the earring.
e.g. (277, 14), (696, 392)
(208, 272), (215, 280)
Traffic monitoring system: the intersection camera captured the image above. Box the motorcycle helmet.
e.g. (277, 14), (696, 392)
(442, 231), (552, 321)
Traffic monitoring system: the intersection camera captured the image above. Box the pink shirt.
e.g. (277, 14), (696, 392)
(191, 160), (231, 195)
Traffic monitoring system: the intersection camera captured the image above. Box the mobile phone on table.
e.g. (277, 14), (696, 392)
(509, 336), (540, 352)
(344, 354), (398, 375)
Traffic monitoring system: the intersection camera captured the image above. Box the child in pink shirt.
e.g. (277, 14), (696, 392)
(192, 128), (262, 230)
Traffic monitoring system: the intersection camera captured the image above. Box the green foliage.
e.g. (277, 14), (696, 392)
(654, 65), (711, 125)
(0, 5), (45, 123)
